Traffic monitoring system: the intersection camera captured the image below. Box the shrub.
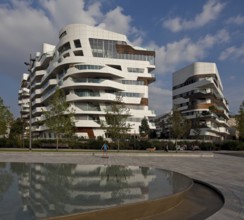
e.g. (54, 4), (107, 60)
(220, 141), (244, 151)
(0, 138), (7, 147)
(199, 142), (215, 151)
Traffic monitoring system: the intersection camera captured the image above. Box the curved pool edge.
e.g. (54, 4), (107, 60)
(44, 180), (194, 220)
(44, 178), (225, 220)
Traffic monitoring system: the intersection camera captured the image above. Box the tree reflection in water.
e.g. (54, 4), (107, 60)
(0, 163), (13, 201)
(100, 165), (133, 204)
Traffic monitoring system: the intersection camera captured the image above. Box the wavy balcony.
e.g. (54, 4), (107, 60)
(61, 78), (125, 91)
(32, 107), (45, 115)
(42, 79), (57, 92)
(137, 73), (156, 84)
(75, 120), (100, 128)
(30, 89), (42, 99)
(32, 52), (53, 72)
(30, 70), (46, 83)
(65, 65), (124, 79)
(66, 93), (116, 102)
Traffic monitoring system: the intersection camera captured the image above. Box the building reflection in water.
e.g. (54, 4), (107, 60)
(0, 163), (192, 219)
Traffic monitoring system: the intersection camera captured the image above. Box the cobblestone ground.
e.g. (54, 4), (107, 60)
(0, 151), (243, 220)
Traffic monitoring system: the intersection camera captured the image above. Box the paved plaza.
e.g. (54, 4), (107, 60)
(0, 151), (243, 220)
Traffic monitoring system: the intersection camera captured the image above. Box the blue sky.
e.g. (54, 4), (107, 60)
(0, 0), (243, 117)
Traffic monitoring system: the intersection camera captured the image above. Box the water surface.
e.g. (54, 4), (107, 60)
(0, 163), (192, 220)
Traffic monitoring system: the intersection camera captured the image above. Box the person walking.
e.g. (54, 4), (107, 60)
(101, 143), (109, 157)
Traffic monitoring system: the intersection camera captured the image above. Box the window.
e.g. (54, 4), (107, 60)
(74, 50), (84, 56)
(58, 42), (71, 54)
(59, 31), (67, 39)
(75, 64), (103, 70)
(89, 38), (155, 64)
(63, 52), (70, 58)
(74, 39), (82, 48)
(127, 67), (144, 73)
(122, 80), (144, 85)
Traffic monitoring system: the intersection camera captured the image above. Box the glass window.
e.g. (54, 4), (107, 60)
(74, 50), (84, 56)
(74, 39), (82, 48)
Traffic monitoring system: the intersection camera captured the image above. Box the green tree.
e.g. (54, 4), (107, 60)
(0, 97), (13, 136)
(168, 109), (191, 148)
(139, 117), (150, 138)
(43, 89), (75, 150)
(191, 111), (205, 140)
(9, 118), (26, 147)
(236, 101), (244, 141)
(101, 95), (132, 150)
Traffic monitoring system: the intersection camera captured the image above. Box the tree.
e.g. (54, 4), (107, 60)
(101, 95), (132, 150)
(0, 97), (13, 137)
(191, 111), (205, 140)
(43, 89), (75, 150)
(236, 101), (244, 141)
(139, 117), (150, 138)
(168, 109), (191, 148)
(9, 118), (26, 147)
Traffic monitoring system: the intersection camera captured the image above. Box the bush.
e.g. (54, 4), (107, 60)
(220, 141), (244, 151)
(0, 138), (7, 147)
(199, 142), (215, 151)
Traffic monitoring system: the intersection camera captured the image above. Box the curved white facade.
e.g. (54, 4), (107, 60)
(173, 62), (229, 140)
(22, 24), (156, 139)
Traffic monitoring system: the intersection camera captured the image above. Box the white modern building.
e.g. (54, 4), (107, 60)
(172, 62), (229, 140)
(18, 73), (30, 121)
(19, 24), (156, 139)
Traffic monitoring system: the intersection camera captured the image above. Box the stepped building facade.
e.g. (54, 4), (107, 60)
(172, 62), (230, 140)
(19, 24), (156, 139)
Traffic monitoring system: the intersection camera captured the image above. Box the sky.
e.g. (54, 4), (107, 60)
(0, 0), (243, 118)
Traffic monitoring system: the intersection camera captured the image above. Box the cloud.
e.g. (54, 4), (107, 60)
(0, 0), (55, 78)
(0, 0), (141, 80)
(39, 0), (102, 29)
(226, 15), (244, 25)
(98, 6), (133, 35)
(149, 83), (172, 114)
(219, 44), (244, 62)
(163, 0), (226, 32)
(153, 29), (229, 75)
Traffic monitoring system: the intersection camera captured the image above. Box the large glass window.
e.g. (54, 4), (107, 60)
(89, 38), (155, 64)
(75, 89), (100, 97)
(122, 80), (144, 85)
(75, 64), (103, 70)
(76, 102), (101, 111)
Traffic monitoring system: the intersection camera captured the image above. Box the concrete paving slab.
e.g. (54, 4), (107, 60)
(0, 151), (243, 220)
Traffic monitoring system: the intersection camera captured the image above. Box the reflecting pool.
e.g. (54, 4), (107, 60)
(0, 163), (192, 220)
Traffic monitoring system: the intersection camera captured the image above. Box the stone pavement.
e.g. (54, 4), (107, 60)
(0, 151), (243, 220)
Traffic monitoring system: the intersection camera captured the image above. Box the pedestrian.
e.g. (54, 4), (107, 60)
(165, 144), (169, 152)
(101, 143), (109, 157)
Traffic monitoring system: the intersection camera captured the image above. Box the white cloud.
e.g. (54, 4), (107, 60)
(98, 6), (134, 35)
(153, 29), (229, 75)
(149, 83), (172, 115)
(163, 0), (225, 32)
(0, 0), (55, 78)
(219, 44), (244, 62)
(0, 0), (141, 79)
(39, 0), (102, 29)
(227, 15), (244, 25)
